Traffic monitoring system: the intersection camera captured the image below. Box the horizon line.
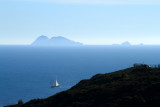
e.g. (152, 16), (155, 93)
(1, 44), (160, 46)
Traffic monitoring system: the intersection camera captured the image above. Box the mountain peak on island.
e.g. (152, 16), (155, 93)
(35, 35), (49, 41)
(32, 35), (83, 46)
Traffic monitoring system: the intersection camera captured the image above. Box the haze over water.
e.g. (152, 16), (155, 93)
(1, 45), (160, 106)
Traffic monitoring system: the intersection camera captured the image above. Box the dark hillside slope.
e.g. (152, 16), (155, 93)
(6, 66), (160, 107)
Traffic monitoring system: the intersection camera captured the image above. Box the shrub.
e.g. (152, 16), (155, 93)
(18, 99), (24, 105)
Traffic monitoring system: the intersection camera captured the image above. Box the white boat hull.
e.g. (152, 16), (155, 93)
(51, 86), (59, 88)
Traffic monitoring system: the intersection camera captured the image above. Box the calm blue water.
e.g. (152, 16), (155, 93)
(1, 45), (160, 106)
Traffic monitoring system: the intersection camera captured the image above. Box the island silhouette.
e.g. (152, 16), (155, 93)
(32, 35), (83, 46)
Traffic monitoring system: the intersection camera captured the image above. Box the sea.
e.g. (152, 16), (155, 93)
(0, 45), (160, 106)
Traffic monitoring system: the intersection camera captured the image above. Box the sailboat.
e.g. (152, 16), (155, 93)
(50, 77), (60, 88)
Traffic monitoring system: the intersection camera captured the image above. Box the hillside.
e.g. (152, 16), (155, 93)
(6, 65), (160, 107)
(32, 36), (83, 46)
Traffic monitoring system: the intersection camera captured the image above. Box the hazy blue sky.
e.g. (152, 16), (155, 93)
(0, 0), (160, 45)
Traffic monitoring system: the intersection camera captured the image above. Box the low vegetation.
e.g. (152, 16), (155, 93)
(6, 65), (160, 107)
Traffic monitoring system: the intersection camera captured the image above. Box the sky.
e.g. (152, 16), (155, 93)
(0, 0), (160, 45)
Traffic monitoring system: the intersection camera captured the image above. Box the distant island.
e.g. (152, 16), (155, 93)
(6, 64), (160, 107)
(112, 41), (144, 46)
(121, 41), (131, 46)
(112, 41), (131, 46)
(31, 35), (83, 46)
